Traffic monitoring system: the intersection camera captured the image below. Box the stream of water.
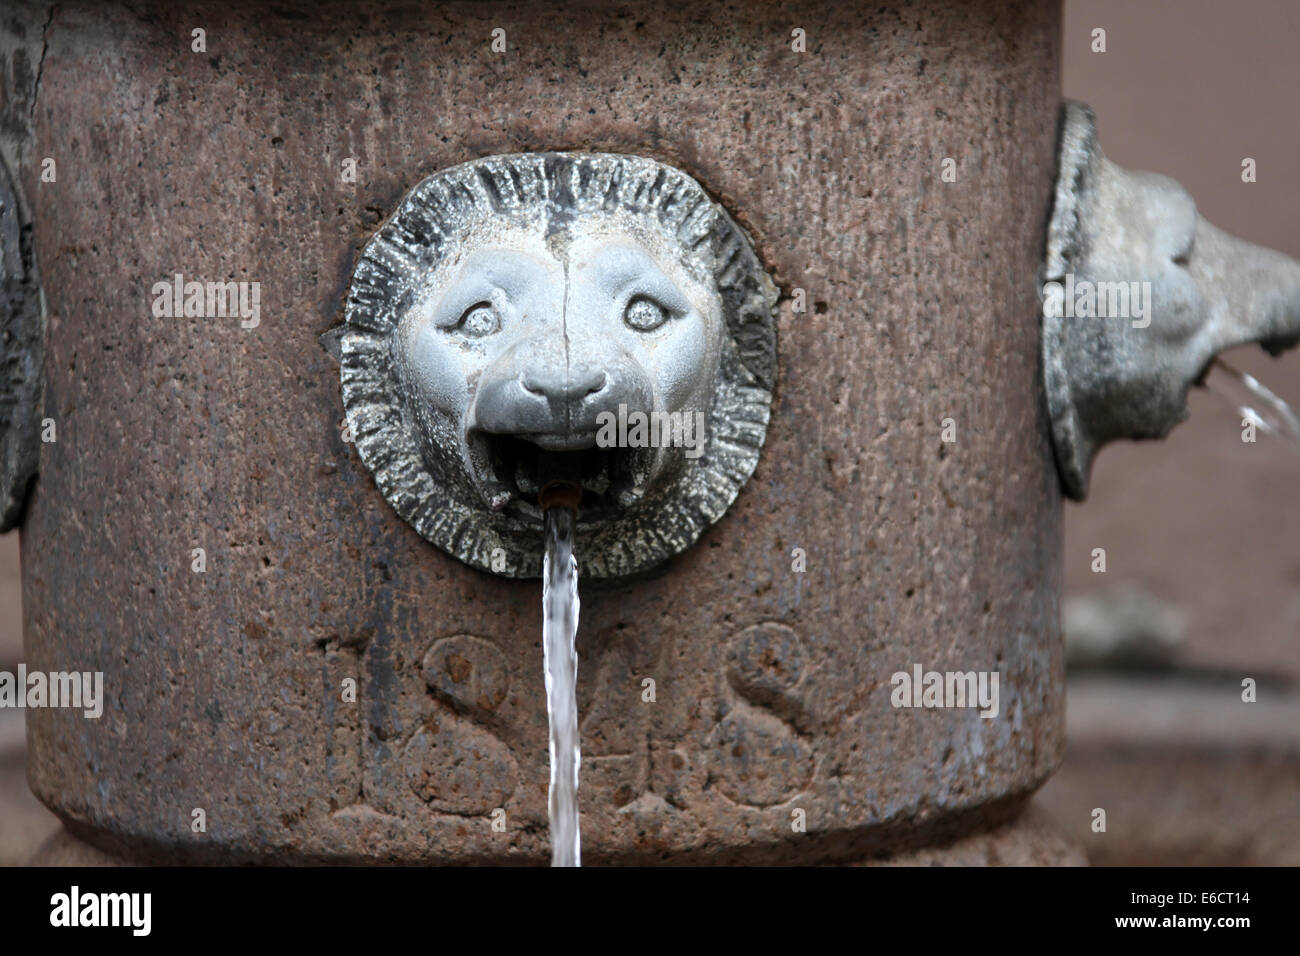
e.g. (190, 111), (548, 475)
(1203, 357), (1300, 453)
(542, 505), (582, 867)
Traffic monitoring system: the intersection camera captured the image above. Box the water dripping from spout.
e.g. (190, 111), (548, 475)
(1201, 357), (1300, 453)
(540, 482), (582, 867)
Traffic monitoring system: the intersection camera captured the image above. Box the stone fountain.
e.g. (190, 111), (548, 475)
(1, 0), (1296, 865)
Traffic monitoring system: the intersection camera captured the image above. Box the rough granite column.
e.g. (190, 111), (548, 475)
(11, 0), (1064, 863)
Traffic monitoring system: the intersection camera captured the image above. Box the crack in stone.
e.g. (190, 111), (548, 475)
(31, 4), (54, 127)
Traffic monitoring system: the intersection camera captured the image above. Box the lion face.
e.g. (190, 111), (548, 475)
(339, 153), (776, 577)
(395, 216), (727, 519)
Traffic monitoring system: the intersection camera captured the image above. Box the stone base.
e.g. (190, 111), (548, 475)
(29, 801), (1082, 866)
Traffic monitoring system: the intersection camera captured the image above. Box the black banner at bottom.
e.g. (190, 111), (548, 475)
(0, 864), (1279, 943)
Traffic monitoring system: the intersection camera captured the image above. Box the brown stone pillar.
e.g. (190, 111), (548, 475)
(12, 0), (1064, 863)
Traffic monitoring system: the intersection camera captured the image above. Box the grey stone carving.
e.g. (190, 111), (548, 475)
(404, 635), (518, 816)
(335, 152), (778, 577)
(709, 622), (813, 808)
(1042, 101), (1300, 499)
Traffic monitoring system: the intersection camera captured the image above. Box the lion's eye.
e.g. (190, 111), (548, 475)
(624, 295), (670, 332)
(457, 302), (500, 337)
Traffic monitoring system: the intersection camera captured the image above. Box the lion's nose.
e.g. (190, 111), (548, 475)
(521, 366), (608, 402)
(472, 344), (652, 441)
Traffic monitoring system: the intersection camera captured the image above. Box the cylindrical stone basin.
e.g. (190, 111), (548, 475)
(15, 0), (1064, 864)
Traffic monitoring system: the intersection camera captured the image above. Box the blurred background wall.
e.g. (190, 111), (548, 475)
(1, 0), (1296, 864)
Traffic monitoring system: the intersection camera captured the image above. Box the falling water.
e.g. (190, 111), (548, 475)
(1202, 357), (1300, 453)
(542, 504), (582, 867)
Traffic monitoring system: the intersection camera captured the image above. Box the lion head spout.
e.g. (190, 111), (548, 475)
(337, 153), (777, 577)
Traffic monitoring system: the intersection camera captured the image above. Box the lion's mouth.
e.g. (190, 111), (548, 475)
(468, 430), (654, 521)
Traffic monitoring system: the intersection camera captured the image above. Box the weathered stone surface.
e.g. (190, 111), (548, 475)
(17, 0), (1063, 863)
(0, 711), (59, 865)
